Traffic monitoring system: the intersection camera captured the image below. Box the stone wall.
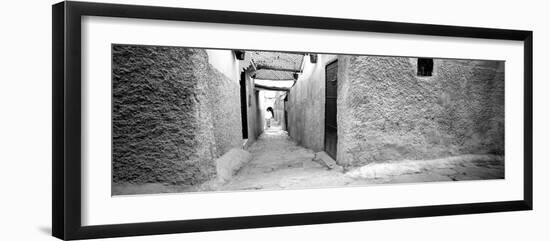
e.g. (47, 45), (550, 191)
(337, 56), (505, 168)
(112, 45), (243, 185)
(286, 54), (337, 151)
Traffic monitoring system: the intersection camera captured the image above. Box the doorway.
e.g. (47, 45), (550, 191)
(324, 60), (338, 160)
(239, 71), (248, 139)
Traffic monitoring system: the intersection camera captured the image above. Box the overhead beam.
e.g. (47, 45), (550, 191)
(254, 77), (295, 81)
(254, 84), (290, 92)
(250, 59), (258, 71)
(255, 64), (301, 72)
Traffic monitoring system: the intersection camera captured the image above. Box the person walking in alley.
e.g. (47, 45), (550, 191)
(266, 107), (274, 129)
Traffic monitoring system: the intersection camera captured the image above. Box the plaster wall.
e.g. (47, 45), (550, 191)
(112, 45), (243, 185)
(287, 54), (337, 152)
(337, 56), (505, 168)
(273, 93), (286, 130)
(206, 49), (240, 81)
(202, 50), (243, 157)
(245, 73), (263, 142)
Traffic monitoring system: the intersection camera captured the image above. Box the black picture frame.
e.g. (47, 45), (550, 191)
(52, 1), (533, 240)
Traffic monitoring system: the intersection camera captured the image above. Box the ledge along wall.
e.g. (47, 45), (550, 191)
(337, 56), (505, 169)
(286, 54), (337, 152)
(112, 45), (244, 186)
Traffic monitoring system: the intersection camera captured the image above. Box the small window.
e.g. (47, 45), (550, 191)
(417, 58), (434, 76)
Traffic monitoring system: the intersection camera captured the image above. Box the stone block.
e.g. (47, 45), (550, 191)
(313, 151), (344, 172)
(216, 148), (252, 183)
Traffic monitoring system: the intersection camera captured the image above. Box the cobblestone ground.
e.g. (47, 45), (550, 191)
(212, 126), (504, 191)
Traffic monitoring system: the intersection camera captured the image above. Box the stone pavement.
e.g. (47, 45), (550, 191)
(207, 126), (504, 192)
(215, 126), (352, 191)
(113, 126), (504, 195)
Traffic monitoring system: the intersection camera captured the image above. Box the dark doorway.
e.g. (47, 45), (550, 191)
(239, 72), (248, 139)
(324, 60), (338, 160)
(284, 110), (288, 131)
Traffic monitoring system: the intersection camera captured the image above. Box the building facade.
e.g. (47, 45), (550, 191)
(286, 54), (505, 170)
(112, 45), (261, 186)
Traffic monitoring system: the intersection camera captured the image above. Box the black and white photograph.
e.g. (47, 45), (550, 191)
(2, 0), (545, 240)
(111, 44), (505, 195)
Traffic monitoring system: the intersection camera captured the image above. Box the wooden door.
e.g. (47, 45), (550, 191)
(324, 61), (338, 160)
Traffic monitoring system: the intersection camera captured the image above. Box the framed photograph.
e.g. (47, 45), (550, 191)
(52, 1), (533, 240)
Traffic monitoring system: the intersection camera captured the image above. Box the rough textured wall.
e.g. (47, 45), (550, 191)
(245, 73), (262, 142)
(273, 93), (286, 130)
(337, 56), (505, 168)
(287, 55), (337, 151)
(202, 56), (243, 156)
(202, 49), (243, 156)
(112, 45), (242, 185)
(272, 91), (286, 127)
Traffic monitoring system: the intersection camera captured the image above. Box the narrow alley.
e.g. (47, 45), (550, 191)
(204, 123), (504, 192)
(111, 45), (506, 195)
(217, 125), (352, 191)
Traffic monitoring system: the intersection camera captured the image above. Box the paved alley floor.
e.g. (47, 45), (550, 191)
(210, 126), (504, 192)
(216, 126), (353, 191)
(112, 126), (504, 195)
